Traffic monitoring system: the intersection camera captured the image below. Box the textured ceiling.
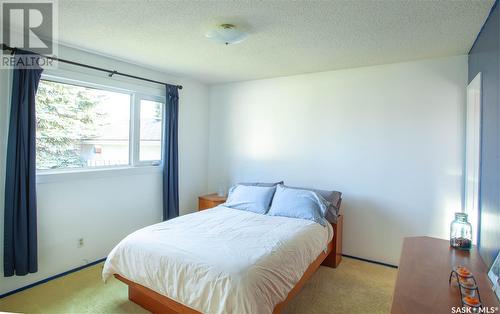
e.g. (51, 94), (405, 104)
(54, 0), (493, 84)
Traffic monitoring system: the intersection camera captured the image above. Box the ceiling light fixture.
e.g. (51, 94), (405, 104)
(205, 24), (247, 45)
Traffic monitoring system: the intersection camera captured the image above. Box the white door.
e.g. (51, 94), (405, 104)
(465, 73), (481, 245)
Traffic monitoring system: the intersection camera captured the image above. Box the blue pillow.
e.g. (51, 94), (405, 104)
(238, 181), (284, 187)
(225, 184), (276, 214)
(267, 185), (329, 226)
(284, 185), (341, 223)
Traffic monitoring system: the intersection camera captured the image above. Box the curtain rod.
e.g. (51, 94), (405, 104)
(1, 44), (183, 90)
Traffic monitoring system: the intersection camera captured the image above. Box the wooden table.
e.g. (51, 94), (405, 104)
(198, 193), (227, 210)
(391, 237), (500, 313)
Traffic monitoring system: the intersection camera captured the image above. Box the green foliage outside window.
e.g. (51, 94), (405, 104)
(35, 80), (106, 169)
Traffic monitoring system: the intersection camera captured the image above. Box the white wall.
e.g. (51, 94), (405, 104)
(0, 45), (209, 295)
(208, 56), (467, 265)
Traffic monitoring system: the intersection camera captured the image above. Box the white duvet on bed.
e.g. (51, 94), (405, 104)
(102, 205), (333, 314)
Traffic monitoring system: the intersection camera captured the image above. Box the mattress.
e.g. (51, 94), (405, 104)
(102, 205), (333, 314)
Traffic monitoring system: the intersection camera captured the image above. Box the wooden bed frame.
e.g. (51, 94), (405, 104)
(115, 202), (343, 314)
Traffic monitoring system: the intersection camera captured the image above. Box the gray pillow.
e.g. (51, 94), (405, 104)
(284, 185), (342, 223)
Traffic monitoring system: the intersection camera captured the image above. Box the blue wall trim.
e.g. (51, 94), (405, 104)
(0, 257), (107, 299)
(469, 0), (499, 55)
(342, 254), (398, 269)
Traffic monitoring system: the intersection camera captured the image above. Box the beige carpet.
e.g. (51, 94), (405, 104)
(0, 257), (396, 314)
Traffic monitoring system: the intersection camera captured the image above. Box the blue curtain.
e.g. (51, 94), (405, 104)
(162, 84), (179, 220)
(4, 51), (43, 276)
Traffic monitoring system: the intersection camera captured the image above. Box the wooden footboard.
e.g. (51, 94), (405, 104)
(115, 274), (199, 314)
(114, 214), (343, 314)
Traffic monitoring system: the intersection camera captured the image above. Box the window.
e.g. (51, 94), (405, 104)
(139, 99), (163, 162)
(35, 78), (164, 171)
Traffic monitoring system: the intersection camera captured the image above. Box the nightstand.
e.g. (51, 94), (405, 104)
(198, 193), (227, 210)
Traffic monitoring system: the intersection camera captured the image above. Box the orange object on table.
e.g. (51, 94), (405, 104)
(455, 266), (472, 277)
(459, 277), (476, 289)
(463, 296), (480, 306)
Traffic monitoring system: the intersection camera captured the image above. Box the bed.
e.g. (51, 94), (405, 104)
(103, 198), (342, 314)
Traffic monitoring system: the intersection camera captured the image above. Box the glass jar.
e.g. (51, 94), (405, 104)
(217, 182), (227, 197)
(450, 213), (472, 250)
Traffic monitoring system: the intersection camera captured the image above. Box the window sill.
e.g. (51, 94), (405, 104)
(36, 166), (162, 184)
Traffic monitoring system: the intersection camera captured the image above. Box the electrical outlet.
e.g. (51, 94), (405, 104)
(78, 238), (84, 248)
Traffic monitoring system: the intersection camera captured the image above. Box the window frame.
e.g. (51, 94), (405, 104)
(35, 73), (166, 177)
(134, 94), (165, 167)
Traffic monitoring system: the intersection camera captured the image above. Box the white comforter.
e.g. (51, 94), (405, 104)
(102, 206), (333, 314)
